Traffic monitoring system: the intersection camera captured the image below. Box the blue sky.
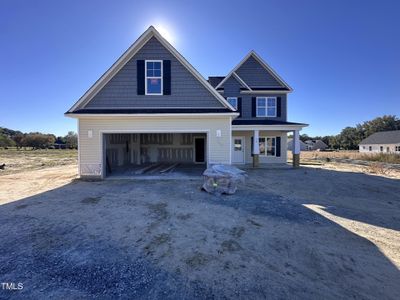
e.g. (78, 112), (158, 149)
(1, 0), (399, 137)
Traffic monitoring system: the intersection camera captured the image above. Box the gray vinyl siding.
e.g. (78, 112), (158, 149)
(222, 76), (287, 121)
(84, 37), (224, 109)
(235, 55), (283, 87)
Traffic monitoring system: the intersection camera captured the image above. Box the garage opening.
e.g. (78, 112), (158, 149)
(103, 133), (207, 178)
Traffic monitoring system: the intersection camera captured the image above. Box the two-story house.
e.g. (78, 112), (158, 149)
(66, 26), (307, 179)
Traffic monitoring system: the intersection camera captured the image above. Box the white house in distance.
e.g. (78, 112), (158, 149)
(359, 130), (400, 153)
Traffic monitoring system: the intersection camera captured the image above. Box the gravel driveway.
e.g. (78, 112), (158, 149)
(0, 167), (399, 299)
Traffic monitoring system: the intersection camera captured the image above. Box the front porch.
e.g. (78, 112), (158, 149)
(232, 124), (305, 167)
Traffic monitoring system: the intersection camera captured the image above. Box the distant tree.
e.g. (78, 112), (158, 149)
(338, 127), (363, 150)
(55, 136), (66, 144)
(300, 134), (310, 142)
(12, 134), (26, 149)
(358, 115), (400, 138)
(64, 131), (78, 149)
(328, 135), (341, 150)
(0, 134), (16, 148)
(23, 133), (55, 149)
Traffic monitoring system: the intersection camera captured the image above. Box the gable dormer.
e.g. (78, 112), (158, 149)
(67, 26), (235, 114)
(215, 51), (292, 92)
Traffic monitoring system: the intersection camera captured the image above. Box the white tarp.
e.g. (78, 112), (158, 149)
(202, 165), (247, 195)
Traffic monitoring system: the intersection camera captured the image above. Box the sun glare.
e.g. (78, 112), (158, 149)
(154, 24), (175, 44)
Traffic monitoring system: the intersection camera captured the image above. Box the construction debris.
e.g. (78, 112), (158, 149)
(134, 163), (161, 175)
(159, 163), (179, 174)
(202, 165), (247, 195)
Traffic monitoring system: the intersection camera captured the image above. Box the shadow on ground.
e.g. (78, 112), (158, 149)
(0, 166), (399, 299)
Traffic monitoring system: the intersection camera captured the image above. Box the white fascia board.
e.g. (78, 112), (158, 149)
(240, 90), (292, 94)
(65, 112), (240, 119)
(232, 72), (252, 90)
(232, 124), (308, 131)
(68, 26), (235, 113)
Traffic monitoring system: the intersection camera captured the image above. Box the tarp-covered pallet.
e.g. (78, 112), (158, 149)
(202, 165), (247, 195)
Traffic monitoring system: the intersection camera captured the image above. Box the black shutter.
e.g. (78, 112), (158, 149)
(251, 136), (254, 156)
(277, 97), (282, 118)
(137, 60), (145, 95)
(237, 97), (242, 117)
(276, 136), (281, 157)
(252, 97), (257, 117)
(163, 60), (171, 95)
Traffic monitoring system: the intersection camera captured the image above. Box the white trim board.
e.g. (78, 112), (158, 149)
(232, 124), (307, 131)
(68, 26), (236, 112)
(65, 112), (240, 119)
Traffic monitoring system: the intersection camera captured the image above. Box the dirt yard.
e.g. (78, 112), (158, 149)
(0, 152), (399, 299)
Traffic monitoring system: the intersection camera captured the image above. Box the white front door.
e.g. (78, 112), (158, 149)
(232, 137), (245, 164)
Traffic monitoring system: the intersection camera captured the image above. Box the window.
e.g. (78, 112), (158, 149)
(395, 146), (400, 152)
(227, 97), (238, 110)
(234, 138), (242, 151)
(259, 137), (276, 156)
(369, 146), (372, 151)
(145, 60), (162, 95)
(380, 146), (383, 152)
(256, 97), (276, 117)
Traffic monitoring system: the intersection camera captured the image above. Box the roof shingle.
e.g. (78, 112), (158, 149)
(359, 130), (400, 145)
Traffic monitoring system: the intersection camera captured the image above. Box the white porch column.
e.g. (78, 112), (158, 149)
(253, 129), (260, 167)
(292, 130), (300, 167)
(253, 130), (260, 154)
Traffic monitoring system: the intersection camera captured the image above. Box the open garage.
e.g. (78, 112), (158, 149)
(103, 132), (207, 177)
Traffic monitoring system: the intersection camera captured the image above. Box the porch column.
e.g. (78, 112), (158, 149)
(292, 130), (300, 168)
(253, 130), (260, 167)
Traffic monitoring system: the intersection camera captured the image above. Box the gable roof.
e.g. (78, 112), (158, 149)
(208, 76), (225, 88)
(215, 51), (292, 92)
(359, 130), (400, 145)
(67, 26), (235, 113)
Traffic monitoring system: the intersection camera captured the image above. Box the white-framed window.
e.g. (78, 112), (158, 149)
(380, 146), (383, 152)
(227, 97), (238, 110)
(256, 97), (276, 117)
(145, 60), (163, 95)
(395, 146), (400, 152)
(369, 146), (372, 151)
(259, 137), (276, 156)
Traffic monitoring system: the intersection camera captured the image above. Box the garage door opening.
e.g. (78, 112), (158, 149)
(103, 133), (207, 178)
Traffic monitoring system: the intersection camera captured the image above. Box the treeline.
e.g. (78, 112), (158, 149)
(300, 115), (400, 150)
(0, 127), (77, 149)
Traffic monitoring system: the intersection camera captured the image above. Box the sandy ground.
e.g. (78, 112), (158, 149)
(0, 163), (399, 299)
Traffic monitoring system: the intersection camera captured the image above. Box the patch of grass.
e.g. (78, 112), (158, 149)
(365, 163), (392, 176)
(0, 148), (77, 176)
(360, 153), (400, 164)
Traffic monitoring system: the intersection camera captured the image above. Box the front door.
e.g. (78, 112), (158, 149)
(195, 138), (205, 163)
(232, 137), (245, 164)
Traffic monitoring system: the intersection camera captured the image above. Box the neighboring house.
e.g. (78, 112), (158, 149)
(65, 26), (307, 179)
(287, 138), (307, 151)
(359, 130), (400, 153)
(304, 140), (329, 151)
